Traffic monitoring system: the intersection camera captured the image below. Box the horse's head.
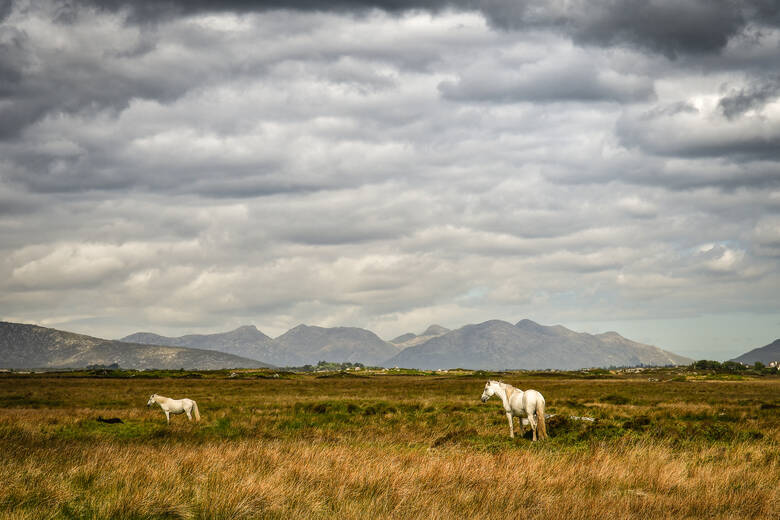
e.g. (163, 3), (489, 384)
(480, 381), (497, 402)
(146, 394), (157, 407)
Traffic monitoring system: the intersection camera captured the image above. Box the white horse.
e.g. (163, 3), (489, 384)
(146, 394), (201, 424)
(480, 380), (547, 441)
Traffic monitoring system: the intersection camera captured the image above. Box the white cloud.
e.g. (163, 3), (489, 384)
(0, 2), (778, 358)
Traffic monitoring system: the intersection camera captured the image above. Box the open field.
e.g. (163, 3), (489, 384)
(1, 368), (778, 519)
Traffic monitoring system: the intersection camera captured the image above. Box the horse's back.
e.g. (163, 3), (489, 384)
(176, 398), (195, 408)
(522, 389), (545, 410)
(162, 397), (192, 413)
(507, 386), (544, 415)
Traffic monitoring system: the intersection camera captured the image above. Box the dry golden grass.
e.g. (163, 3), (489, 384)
(3, 439), (778, 519)
(1, 370), (778, 519)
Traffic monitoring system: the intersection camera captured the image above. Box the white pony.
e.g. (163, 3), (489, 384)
(146, 394), (201, 424)
(480, 380), (547, 441)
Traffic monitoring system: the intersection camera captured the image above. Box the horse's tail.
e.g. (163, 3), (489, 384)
(536, 395), (547, 440)
(192, 401), (201, 422)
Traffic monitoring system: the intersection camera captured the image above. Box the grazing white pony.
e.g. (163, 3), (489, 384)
(146, 394), (200, 424)
(480, 380), (547, 441)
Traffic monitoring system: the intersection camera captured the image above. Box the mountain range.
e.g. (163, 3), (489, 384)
(119, 318), (692, 370)
(123, 324), (399, 367)
(386, 319), (692, 370)
(1, 318), (700, 370)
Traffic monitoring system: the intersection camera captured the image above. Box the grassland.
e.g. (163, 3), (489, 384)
(0, 368), (778, 519)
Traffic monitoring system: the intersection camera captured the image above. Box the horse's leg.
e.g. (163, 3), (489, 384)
(165, 411), (170, 424)
(506, 412), (514, 438)
(527, 406), (538, 441)
(185, 404), (192, 421)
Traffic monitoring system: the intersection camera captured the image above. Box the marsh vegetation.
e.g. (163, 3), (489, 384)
(1, 368), (778, 519)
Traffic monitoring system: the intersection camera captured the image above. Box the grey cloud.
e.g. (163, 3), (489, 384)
(642, 101), (699, 118)
(0, 184), (44, 216)
(84, 0), (454, 22)
(0, 26), (25, 90)
(627, 132), (780, 164)
(2, 0), (776, 146)
(549, 0), (747, 58)
(438, 53), (655, 103)
(0, 0), (10, 21)
(0, 19), (190, 139)
(719, 76), (780, 119)
(1, 177), (777, 346)
(277, 214), (407, 246)
(0, 9), (464, 197)
(77, 0), (780, 58)
(0, 2), (459, 142)
(616, 103), (780, 168)
(449, 0), (749, 58)
(751, 216), (780, 258)
(640, 162), (780, 192)
(1, 1), (779, 353)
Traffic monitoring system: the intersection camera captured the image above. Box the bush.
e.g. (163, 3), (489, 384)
(603, 394), (631, 405)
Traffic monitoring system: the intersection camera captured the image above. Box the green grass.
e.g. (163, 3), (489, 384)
(0, 369), (775, 449)
(0, 368), (778, 519)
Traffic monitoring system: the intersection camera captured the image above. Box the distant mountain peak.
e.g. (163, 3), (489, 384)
(233, 325), (258, 332)
(226, 324), (267, 338)
(275, 324), (398, 365)
(515, 318), (549, 332)
(474, 319), (512, 328)
(422, 324), (449, 336)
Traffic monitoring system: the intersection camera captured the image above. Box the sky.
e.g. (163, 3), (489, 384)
(1, 0), (779, 361)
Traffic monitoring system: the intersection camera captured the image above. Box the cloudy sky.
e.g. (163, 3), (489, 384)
(1, 0), (779, 360)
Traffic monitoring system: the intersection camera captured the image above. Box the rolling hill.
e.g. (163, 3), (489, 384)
(121, 325), (288, 365)
(731, 339), (780, 365)
(0, 322), (271, 370)
(274, 325), (400, 366)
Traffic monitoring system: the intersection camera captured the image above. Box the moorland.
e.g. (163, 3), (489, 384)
(0, 367), (778, 519)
